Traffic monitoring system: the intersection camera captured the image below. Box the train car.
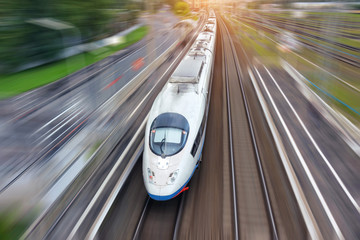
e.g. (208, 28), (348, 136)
(173, 19), (197, 46)
(142, 17), (217, 201)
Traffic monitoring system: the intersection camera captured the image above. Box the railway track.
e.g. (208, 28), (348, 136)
(227, 11), (360, 238)
(98, 13), (306, 240)
(255, 14), (360, 40)
(219, 16), (279, 239)
(100, 13), (311, 240)
(233, 15), (360, 95)
(132, 193), (186, 240)
(239, 16), (360, 69)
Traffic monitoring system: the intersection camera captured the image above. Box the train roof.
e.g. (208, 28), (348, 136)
(197, 33), (212, 42)
(170, 58), (204, 84)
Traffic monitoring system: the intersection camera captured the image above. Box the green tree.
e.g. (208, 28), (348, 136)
(174, 1), (190, 16)
(0, 0), (116, 73)
(0, 0), (63, 72)
(55, 0), (114, 41)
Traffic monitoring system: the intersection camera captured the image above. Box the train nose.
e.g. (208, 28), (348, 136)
(147, 186), (175, 201)
(149, 193), (163, 201)
(149, 187), (162, 201)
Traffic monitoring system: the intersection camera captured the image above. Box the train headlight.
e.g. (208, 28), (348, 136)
(167, 170), (179, 185)
(147, 168), (155, 184)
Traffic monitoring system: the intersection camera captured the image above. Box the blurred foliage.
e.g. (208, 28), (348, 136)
(247, 1), (261, 9)
(0, 26), (148, 98)
(174, 1), (190, 16)
(351, 4), (360, 10)
(125, 3), (142, 20)
(0, 0), (144, 73)
(0, 208), (30, 240)
(1, 0), (64, 72)
(55, 0), (113, 41)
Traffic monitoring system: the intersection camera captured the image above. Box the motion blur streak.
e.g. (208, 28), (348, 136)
(0, 1), (359, 240)
(255, 67), (344, 239)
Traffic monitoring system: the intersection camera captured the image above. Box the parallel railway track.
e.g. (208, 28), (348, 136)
(238, 15), (360, 69)
(132, 193), (186, 240)
(219, 16), (279, 239)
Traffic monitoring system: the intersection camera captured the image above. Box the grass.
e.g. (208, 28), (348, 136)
(185, 14), (199, 21)
(230, 15), (360, 124)
(253, 10), (360, 40)
(289, 57), (360, 120)
(0, 26), (148, 99)
(281, 45), (360, 123)
(231, 17), (280, 66)
(0, 208), (33, 240)
(238, 13), (360, 85)
(86, 140), (103, 160)
(245, 12), (360, 55)
(191, 15), (199, 21)
(260, 10), (360, 22)
(179, 13), (199, 21)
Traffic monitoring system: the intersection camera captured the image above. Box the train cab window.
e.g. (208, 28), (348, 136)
(150, 113), (189, 157)
(150, 128), (187, 157)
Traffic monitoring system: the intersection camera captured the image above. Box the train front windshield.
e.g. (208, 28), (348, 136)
(150, 127), (187, 156)
(149, 113), (189, 157)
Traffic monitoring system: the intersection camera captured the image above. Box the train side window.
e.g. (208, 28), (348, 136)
(191, 109), (208, 157)
(197, 61), (204, 80)
(191, 130), (202, 157)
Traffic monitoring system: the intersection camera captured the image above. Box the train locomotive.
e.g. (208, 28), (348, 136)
(142, 15), (217, 201)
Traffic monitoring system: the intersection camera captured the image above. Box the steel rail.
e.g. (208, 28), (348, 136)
(220, 16), (279, 240)
(218, 16), (240, 240)
(234, 17), (360, 94)
(226, 13), (323, 240)
(132, 197), (151, 240)
(132, 193), (186, 240)
(172, 192), (186, 240)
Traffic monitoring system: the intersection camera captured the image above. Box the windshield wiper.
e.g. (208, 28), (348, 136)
(160, 137), (166, 158)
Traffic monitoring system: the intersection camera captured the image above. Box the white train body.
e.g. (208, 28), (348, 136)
(143, 16), (217, 200)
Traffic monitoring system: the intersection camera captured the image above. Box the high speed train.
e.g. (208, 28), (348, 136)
(142, 15), (217, 201)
